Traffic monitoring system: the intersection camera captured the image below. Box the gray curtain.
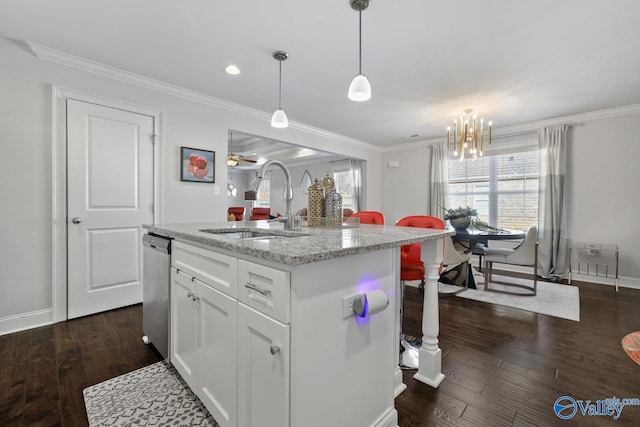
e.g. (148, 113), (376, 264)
(350, 158), (363, 212)
(538, 124), (568, 278)
(429, 143), (448, 217)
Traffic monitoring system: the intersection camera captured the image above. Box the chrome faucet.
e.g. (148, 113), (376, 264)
(244, 160), (294, 230)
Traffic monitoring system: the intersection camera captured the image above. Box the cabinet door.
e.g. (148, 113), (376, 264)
(238, 303), (290, 427)
(170, 268), (198, 389)
(196, 280), (238, 427)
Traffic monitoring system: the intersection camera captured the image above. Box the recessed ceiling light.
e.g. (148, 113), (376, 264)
(225, 65), (240, 75)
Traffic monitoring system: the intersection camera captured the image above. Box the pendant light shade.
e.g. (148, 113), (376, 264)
(271, 51), (289, 129)
(348, 0), (371, 102)
(271, 108), (288, 128)
(348, 73), (371, 102)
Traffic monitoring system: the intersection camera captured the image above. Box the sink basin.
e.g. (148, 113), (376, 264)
(200, 229), (310, 241)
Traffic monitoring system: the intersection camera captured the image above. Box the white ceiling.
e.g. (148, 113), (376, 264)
(228, 130), (343, 170)
(2, 0), (640, 147)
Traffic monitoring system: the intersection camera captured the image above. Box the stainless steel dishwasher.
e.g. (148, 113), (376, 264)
(142, 233), (172, 359)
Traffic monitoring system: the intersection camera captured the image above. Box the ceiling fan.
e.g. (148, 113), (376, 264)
(226, 154), (257, 166)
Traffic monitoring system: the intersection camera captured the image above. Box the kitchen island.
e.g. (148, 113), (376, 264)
(143, 221), (454, 427)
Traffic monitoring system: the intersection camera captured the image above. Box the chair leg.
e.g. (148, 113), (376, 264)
(533, 242), (538, 296)
(484, 260), (491, 291)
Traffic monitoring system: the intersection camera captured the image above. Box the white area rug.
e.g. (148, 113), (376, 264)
(83, 361), (218, 427)
(440, 274), (580, 321)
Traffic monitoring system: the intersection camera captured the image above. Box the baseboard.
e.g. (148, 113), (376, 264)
(469, 255), (640, 290)
(371, 407), (398, 427)
(0, 308), (54, 336)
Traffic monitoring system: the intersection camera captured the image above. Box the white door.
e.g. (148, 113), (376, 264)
(67, 99), (155, 319)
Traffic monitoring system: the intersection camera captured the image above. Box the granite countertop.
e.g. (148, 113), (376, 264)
(144, 221), (454, 266)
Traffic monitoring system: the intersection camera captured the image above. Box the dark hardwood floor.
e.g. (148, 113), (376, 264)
(1, 277), (639, 426)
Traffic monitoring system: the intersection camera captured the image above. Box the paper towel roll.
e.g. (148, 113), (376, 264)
(353, 290), (389, 318)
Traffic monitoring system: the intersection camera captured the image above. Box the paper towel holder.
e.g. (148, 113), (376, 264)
(353, 290), (389, 318)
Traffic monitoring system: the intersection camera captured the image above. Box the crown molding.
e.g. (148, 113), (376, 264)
(27, 41), (639, 154)
(26, 41), (378, 151)
(381, 102), (640, 153)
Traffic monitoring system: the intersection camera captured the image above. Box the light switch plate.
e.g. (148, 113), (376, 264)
(213, 185), (220, 196)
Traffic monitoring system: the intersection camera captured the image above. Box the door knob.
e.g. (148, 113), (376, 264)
(71, 217), (82, 224)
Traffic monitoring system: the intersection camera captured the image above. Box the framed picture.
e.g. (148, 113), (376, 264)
(180, 147), (215, 183)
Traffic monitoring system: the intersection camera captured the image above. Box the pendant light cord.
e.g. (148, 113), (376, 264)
(358, 10), (362, 74)
(278, 59), (283, 109)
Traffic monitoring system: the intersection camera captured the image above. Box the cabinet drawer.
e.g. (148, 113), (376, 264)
(172, 241), (238, 298)
(238, 260), (290, 324)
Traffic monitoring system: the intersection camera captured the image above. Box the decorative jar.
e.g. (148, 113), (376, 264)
(307, 178), (325, 227)
(449, 216), (471, 231)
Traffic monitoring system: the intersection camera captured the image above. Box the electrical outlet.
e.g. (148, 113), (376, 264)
(213, 185), (220, 196)
(342, 292), (363, 319)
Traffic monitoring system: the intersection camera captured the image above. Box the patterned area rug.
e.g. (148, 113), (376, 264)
(622, 331), (640, 365)
(439, 274), (580, 321)
(83, 361), (219, 427)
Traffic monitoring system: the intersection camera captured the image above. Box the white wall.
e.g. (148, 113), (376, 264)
(0, 38), (382, 334)
(567, 114), (640, 282)
(381, 145), (432, 224)
(380, 113), (640, 288)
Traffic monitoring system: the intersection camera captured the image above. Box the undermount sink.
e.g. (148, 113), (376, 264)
(200, 229), (310, 241)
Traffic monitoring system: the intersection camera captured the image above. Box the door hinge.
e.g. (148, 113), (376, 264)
(151, 134), (157, 145)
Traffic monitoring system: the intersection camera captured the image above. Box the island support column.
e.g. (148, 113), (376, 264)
(413, 237), (445, 387)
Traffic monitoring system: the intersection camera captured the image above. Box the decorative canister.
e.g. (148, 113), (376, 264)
(307, 178), (325, 227)
(325, 190), (343, 225)
(321, 172), (335, 194)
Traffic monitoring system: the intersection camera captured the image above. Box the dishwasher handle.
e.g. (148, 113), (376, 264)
(142, 233), (172, 254)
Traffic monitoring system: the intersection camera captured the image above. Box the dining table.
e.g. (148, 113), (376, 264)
(451, 228), (526, 289)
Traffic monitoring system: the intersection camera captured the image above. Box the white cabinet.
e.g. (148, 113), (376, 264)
(237, 303), (290, 427)
(171, 241), (290, 427)
(170, 259), (238, 427)
(170, 267), (198, 388)
(169, 240), (398, 427)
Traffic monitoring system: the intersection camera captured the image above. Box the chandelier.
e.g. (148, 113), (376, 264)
(447, 108), (492, 161)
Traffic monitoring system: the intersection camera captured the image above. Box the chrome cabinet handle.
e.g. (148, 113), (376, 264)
(270, 346), (280, 355)
(192, 295), (200, 301)
(245, 282), (271, 296)
(71, 217), (82, 224)
(187, 291), (194, 298)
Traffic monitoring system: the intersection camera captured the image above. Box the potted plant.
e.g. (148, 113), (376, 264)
(442, 206), (477, 230)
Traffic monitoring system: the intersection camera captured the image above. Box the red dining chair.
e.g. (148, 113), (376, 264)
(351, 211), (385, 225)
(396, 216), (445, 288)
(250, 207), (271, 220)
(228, 206), (244, 221)
(395, 215), (445, 369)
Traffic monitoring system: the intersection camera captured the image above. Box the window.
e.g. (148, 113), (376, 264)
(254, 173), (271, 208)
(332, 167), (355, 210)
(448, 150), (539, 231)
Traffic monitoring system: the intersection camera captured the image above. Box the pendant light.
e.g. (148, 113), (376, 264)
(271, 51), (289, 128)
(348, 0), (371, 102)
